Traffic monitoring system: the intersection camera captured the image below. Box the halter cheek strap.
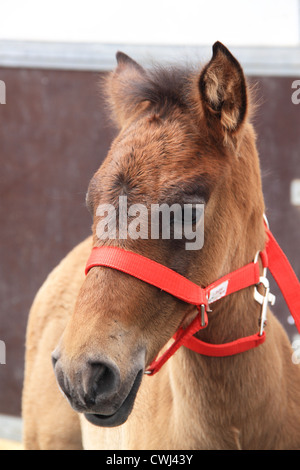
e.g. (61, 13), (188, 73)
(85, 225), (300, 375)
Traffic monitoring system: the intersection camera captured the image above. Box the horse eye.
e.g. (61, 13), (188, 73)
(184, 206), (203, 225)
(172, 206), (203, 225)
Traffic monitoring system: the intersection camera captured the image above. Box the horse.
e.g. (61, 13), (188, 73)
(22, 42), (300, 450)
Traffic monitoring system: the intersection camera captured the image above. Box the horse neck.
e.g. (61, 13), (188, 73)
(167, 223), (268, 444)
(168, 289), (265, 448)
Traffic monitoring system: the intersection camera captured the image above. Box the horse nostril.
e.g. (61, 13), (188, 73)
(51, 354), (121, 412)
(51, 350), (59, 370)
(83, 360), (120, 400)
(90, 363), (108, 394)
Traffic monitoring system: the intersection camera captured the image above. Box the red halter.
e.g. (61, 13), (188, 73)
(85, 221), (300, 375)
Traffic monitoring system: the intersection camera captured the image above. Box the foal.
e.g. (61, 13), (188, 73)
(23, 42), (300, 450)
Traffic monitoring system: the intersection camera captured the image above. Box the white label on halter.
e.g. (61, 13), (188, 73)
(208, 280), (229, 304)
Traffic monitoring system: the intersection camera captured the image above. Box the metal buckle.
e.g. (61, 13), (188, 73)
(254, 276), (276, 336)
(200, 303), (212, 327)
(200, 304), (206, 327)
(253, 249), (275, 336)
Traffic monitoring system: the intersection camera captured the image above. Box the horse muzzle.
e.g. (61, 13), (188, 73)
(51, 349), (145, 427)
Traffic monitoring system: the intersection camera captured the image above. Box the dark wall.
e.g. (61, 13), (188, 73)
(0, 68), (116, 416)
(251, 75), (300, 341)
(0, 67), (299, 416)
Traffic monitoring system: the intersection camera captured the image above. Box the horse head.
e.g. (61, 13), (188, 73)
(52, 42), (266, 427)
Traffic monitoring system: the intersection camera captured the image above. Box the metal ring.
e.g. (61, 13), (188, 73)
(263, 213), (270, 229)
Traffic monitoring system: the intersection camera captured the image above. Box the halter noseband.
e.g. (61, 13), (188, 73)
(85, 219), (300, 375)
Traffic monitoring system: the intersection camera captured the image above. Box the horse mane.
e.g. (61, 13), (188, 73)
(126, 64), (193, 109)
(101, 59), (199, 129)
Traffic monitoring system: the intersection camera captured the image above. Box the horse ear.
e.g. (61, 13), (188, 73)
(116, 51), (145, 73)
(199, 42), (247, 141)
(103, 52), (147, 128)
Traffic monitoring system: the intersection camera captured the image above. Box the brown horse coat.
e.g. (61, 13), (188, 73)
(22, 42), (300, 450)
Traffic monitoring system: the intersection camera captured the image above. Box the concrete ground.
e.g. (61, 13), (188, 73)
(0, 414), (23, 450)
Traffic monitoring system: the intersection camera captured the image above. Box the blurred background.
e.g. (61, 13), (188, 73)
(0, 0), (299, 447)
